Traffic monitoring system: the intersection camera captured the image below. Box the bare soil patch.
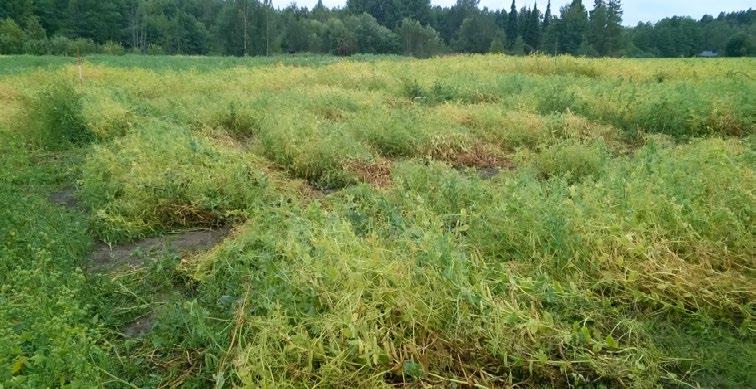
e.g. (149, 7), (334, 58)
(450, 142), (514, 170)
(345, 157), (393, 188)
(477, 166), (501, 180)
(124, 312), (156, 338)
(90, 227), (230, 271)
(49, 187), (78, 208)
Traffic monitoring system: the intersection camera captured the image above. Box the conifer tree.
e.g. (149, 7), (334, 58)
(589, 0), (609, 55)
(560, 0), (589, 54)
(543, 0), (552, 30)
(606, 0), (623, 54)
(506, 0), (518, 45)
(522, 2), (541, 52)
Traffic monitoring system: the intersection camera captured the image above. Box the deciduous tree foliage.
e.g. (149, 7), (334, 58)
(454, 12), (497, 53)
(0, 0), (752, 57)
(397, 17), (444, 57)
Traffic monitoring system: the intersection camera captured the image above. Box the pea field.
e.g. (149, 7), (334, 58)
(0, 54), (753, 387)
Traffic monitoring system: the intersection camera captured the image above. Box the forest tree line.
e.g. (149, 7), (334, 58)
(0, 0), (754, 58)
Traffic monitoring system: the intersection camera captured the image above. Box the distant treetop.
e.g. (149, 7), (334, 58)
(0, 1), (752, 57)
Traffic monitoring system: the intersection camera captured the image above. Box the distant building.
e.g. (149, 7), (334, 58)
(697, 51), (719, 58)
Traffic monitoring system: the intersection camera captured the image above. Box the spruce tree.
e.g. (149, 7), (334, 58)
(489, 32), (506, 53)
(511, 35), (525, 54)
(518, 6), (528, 38)
(606, 0), (623, 55)
(506, 0), (518, 45)
(523, 2), (541, 52)
(559, 0), (589, 54)
(589, 0), (609, 55)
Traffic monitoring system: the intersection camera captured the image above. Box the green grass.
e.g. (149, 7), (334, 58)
(0, 131), (106, 386)
(0, 54), (753, 387)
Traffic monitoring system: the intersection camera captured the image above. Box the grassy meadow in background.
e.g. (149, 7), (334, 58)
(0, 54), (754, 387)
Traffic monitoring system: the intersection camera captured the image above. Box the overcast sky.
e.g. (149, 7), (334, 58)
(270, 0), (754, 26)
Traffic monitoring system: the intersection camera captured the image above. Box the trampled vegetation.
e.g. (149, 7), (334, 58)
(0, 54), (754, 387)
